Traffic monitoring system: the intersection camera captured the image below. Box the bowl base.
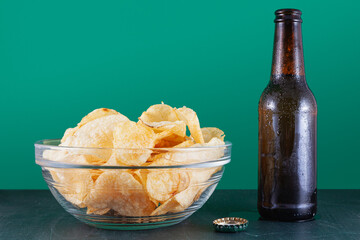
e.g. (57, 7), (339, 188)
(72, 211), (194, 230)
(84, 220), (182, 230)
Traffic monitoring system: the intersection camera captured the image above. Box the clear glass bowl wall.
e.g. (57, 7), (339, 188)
(35, 139), (231, 230)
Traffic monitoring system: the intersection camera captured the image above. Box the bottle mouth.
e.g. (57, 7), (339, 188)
(274, 9), (302, 22)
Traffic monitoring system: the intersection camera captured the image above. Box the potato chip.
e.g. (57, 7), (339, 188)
(139, 103), (179, 123)
(155, 133), (187, 148)
(62, 128), (77, 144)
(202, 137), (225, 146)
(86, 207), (111, 215)
(132, 169), (148, 187)
(148, 140), (195, 166)
(60, 115), (128, 161)
(50, 168), (94, 208)
(47, 154), (105, 207)
(201, 127), (225, 143)
(146, 139), (197, 165)
(111, 121), (157, 166)
(172, 140), (195, 148)
(42, 149), (68, 162)
(78, 108), (123, 127)
(89, 169), (103, 182)
(153, 129), (182, 143)
(150, 184), (199, 216)
(142, 120), (186, 135)
(84, 171), (156, 216)
(61, 108), (127, 143)
(154, 139), (182, 148)
(150, 166), (220, 216)
(181, 166), (223, 209)
(150, 196), (179, 216)
(153, 137), (194, 148)
(61, 115), (127, 149)
(156, 121), (186, 139)
(189, 167), (221, 184)
(43, 151), (106, 166)
(175, 107), (204, 144)
(172, 185), (200, 210)
(190, 137), (225, 161)
(147, 153), (173, 165)
(153, 139), (225, 213)
(148, 139), (224, 216)
(139, 112), (187, 149)
(177, 171), (191, 193)
(146, 171), (180, 202)
(132, 169), (160, 206)
(147, 170), (189, 203)
(63, 154), (107, 165)
(145, 155), (191, 203)
(139, 104), (203, 149)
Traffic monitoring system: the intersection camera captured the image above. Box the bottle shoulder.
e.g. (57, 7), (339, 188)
(259, 81), (317, 113)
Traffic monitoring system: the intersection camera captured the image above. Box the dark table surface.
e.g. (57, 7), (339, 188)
(0, 190), (359, 240)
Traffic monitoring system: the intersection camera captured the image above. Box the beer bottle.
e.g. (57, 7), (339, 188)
(258, 9), (317, 221)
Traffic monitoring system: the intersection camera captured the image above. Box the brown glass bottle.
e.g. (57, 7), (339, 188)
(258, 9), (317, 221)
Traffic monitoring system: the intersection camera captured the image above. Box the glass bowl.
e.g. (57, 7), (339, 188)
(35, 139), (231, 230)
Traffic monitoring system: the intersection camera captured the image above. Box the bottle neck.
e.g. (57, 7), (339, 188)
(271, 21), (305, 80)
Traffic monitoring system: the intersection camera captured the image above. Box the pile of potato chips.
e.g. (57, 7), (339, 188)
(43, 103), (226, 217)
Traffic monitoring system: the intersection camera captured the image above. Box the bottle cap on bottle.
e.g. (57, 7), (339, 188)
(274, 9), (302, 22)
(213, 217), (249, 233)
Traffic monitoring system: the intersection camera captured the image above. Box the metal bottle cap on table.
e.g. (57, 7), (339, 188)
(213, 217), (249, 233)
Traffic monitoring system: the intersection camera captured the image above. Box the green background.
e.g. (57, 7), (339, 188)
(1, 0), (359, 189)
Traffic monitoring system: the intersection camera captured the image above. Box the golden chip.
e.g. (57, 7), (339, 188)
(132, 169), (160, 206)
(146, 170), (181, 202)
(150, 166), (220, 216)
(154, 139), (183, 148)
(132, 169), (148, 187)
(50, 168), (94, 208)
(78, 108), (123, 127)
(85, 171), (156, 216)
(175, 107), (204, 144)
(89, 169), (103, 182)
(188, 137), (226, 162)
(153, 138), (194, 148)
(141, 120), (186, 136)
(60, 115), (129, 161)
(61, 108), (127, 143)
(154, 132), (187, 148)
(111, 121), (157, 166)
(150, 185), (199, 216)
(42, 149), (68, 162)
(43, 151), (106, 166)
(145, 156), (191, 203)
(150, 196), (179, 216)
(139, 106), (187, 148)
(201, 127), (225, 143)
(86, 207), (111, 215)
(47, 154), (102, 207)
(64, 154), (107, 165)
(173, 140), (195, 148)
(139, 103), (179, 123)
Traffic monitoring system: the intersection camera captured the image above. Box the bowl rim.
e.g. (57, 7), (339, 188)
(35, 139), (232, 150)
(35, 139), (232, 169)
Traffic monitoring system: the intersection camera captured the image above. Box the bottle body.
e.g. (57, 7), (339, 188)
(258, 9), (317, 221)
(258, 74), (317, 221)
